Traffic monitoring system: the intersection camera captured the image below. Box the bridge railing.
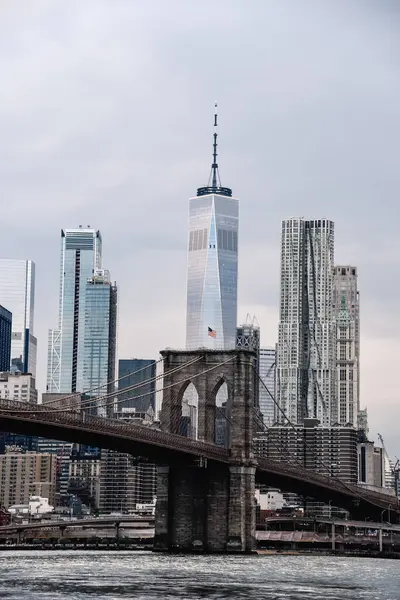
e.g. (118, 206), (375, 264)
(0, 399), (229, 462)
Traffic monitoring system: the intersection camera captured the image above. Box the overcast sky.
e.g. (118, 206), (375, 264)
(0, 1), (399, 456)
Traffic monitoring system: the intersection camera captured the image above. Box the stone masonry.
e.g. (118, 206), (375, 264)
(154, 349), (257, 553)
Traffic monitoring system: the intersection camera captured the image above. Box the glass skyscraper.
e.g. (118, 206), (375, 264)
(47, 227), (102, 393)
(186, 107), (239, 350)
(0, 305), (12, 372)
(83, 269), (117, 415)
(117, 359), (156, 415)
(0, 259), (36, 375)
(259, 347), (277, 427)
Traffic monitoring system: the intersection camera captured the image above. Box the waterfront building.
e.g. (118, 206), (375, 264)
(0, 371), (37, 403)
(186, 106), (239, 351)
(47, 227), (102, 394)
(333, 266), (359, 426)
(277, 218), (335, 425)
(259, 347), (277, 427)
(0, 452), (57, 508)
(254, 420), (358, 484)
(0, 259), (36, 375)
(0, 305), (12, 371)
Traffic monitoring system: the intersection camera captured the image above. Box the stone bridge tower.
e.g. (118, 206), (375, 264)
(154, 349), (257, 553)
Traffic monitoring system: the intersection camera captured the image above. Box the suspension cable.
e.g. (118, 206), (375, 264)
(43, 356), (166, 406)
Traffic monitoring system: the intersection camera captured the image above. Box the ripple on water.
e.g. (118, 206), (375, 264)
(0, 551), (398, 600)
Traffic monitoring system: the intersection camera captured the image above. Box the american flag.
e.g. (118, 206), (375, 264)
(208, 327), (216, 338)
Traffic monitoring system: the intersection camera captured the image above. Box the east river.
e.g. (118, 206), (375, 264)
(0, 551), (399, 599)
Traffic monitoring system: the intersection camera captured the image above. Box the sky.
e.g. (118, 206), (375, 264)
(0, 0), (399, 456)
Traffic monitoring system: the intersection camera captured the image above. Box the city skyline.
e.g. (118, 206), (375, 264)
(0, 1), (399, 456)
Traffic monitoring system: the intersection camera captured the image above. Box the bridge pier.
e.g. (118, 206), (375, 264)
(155, 349), (258, 553)
(154, 462), (256, 553)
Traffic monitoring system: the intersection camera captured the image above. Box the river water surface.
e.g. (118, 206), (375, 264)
(0, 551), (398, 599)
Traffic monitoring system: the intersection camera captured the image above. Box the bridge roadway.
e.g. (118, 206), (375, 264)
(0, 399), (398, 521)
(0, 515), (154, 535)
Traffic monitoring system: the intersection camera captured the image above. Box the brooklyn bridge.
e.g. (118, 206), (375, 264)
(0, 349), (398, 553)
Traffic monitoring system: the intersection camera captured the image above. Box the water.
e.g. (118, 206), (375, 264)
(0, 551), (398, 599)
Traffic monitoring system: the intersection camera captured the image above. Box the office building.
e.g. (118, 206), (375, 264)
(0, 452), (57, 508)
(254, 420), (358, 484)
(236, 318), (261, 415)
(358, 441), (385, 490)
(83, 269), (117, 416)
(0, 259), (36, 375)
(0, 305), (12, 371)
(259, 347), (277, 427)
(98, 450), (156, 513)
(47, 227), (102, 394)
(333, 266), (359, 426)
(68, 452), (101, 510)
(277, 218), (335, 425)
(116, 358), (156, 416)
(357, 408), (369, 437)
(0, 371), (37, 404)
(236, 317), (260, 351)
(186, 107), (239, 350)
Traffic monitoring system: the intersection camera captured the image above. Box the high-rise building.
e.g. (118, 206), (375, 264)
(0, 452), (57, 508)
(0, 305), (12, 372)
(186, 106), (239, 350)
(47, 227), (102, 394)
(83, 269), (117, 416)
(0, 372), (37, 404)
(254, 421), (358, 484)
(333, 266), (359, 426)
(116, 359), (156, 416)
(259, 347), (277, 427)
(236, 318), (261, 415)
(277, 218), (335, 425)
(0, 259), (36, 375)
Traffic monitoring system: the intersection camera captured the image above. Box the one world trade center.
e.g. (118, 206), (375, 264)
(185, 106), (239, 350)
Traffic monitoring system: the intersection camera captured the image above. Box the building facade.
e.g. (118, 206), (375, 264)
(117, 358), (156, 415)
(277, 218), (335, 425)
(259, 347), (277, 427)
(186, 109), (238, 350)
(254, 421), (358, 484)
(47, 227), (102, 394)
(333, 266), (359, 426)
(0, 452), (57, 508)
(0, 259), (36, 375)
(0, 372), (38, 404)
(358, 441), (385, 489)
(83, 270), (117, 416)
(0, 305), (12, 372)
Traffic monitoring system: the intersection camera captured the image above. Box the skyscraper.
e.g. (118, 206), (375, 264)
(277, 218), (335, 425)
(186, 106), (239, 350)
(83, 269), (117, 416)
(0, 259), (36, 375)
(333, 266), (359, 426)
(117, 359), (156, 415)
(0, 306), (12, 372)
(47, 227), (102, 393)
(259, 347), (277, 427)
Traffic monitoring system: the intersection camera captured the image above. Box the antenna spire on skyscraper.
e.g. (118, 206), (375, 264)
(197, 103), (232, 197)
(211, 102), (219, 189)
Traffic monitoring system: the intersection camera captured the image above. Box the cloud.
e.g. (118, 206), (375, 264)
(0, 0), (399, 455)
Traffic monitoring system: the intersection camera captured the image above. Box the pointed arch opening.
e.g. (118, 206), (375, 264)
(180, 382), (199, 440)
(214, 379), (230, 447)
